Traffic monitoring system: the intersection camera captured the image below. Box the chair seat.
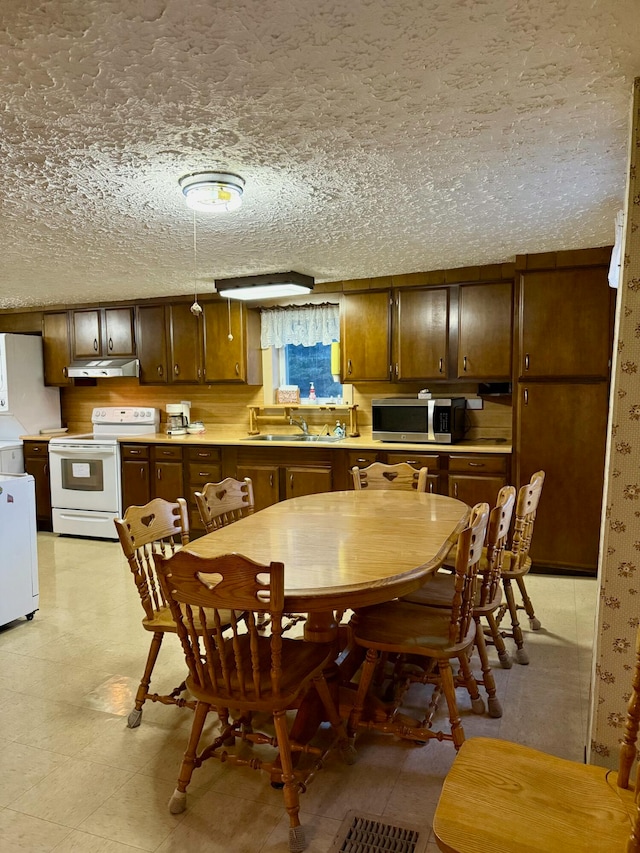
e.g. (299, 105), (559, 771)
(187, 636), (334, 710)
(404, 573), (502, 612)
(442, 544), (531, 578)
(352, 600), (475, 657)
(142, 605), (236, 633)
(433, 736), (636, 853)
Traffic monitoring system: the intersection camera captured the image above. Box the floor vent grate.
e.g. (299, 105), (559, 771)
(328, 811), (429, 853)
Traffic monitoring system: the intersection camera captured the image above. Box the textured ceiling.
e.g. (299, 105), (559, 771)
(1, 0), (639, 308)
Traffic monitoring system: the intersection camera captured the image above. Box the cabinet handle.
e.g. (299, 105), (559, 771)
(356, 458), (369, 464)
(347, 359), (353, 376)
(174, 364), (180, 376)
(160, 450), (172, 456)
(157, 469), (162, 480)
(140, 467), (145, 479)
(463, 355), (467, 372)
(270, 474), (274, 488)
(235, 362), (240, 376)
(197, 367), (202, 379)
(108, 337), (113, 352)
(406, 460), (418, 465)
(199, 472), (209, 477)
(468, 462), (485, 468)
(439, 357), (444, 373)
(157, 365), (164, 376)
(524, 387), (529, 405)
(130, 449), (141, 455)
(62, 366), (68, 378)
(290, 473), (294, 488)
(454, 483), (458, 498)
(197, 452), (209, 457)
(44, 463), (49, 476)
(93, 338), (98, 352)
(394, 363), (399, 379)
(429, 482), (434, 493)
(525, 353), (530, 371)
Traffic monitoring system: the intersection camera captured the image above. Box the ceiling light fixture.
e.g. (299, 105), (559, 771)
(216, 272), (315, 301)
(179, 171), (245, 213)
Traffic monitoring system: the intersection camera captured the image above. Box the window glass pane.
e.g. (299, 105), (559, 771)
(284, 343), (342, 400)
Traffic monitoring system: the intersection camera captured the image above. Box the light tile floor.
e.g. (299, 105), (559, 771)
(0, 532), (597, 852)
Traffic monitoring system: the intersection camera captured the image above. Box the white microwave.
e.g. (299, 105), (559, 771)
(372, 398), (466, 444)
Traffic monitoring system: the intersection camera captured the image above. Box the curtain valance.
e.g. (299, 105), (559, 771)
(260, 303), (339, 349)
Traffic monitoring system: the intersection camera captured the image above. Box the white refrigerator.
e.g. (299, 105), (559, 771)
(0, 473), (39, 626)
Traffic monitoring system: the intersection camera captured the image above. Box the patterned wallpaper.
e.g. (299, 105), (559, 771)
(589, 78), (640, 766)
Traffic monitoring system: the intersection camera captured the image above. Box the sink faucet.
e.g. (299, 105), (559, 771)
(289, 415), (309, 435)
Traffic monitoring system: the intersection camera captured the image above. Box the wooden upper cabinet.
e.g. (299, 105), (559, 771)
(202, 301), (262, 384)
(518, 267), (613, 379)
(103, 307), (135, 357)
(136, 304), (168, 384)
(167, 302), (203, 384)
(394, 287), (449, 381)
(341, 290), (392, 381)
(71, 307), (135, 359)
(457, 282), (513, 380)
(42, 312), (72, 386)
(72, 309), (101, 358)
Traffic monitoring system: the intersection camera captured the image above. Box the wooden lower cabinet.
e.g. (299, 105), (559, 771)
(186, 446), (222, 532)
(447, 454), (509, 507)
(237, 463), (279, 512)
(236, 449), (333, 512)
(23, 441), (52, 528)
(121, 444), (184, 512)
(284, 466), (333, 500)
(516, 381), (609, 574)
(385, 451), (442, 494)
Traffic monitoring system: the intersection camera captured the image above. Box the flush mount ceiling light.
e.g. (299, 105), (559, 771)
(216, 272), (314, 301)
(179, 171), (245, 213)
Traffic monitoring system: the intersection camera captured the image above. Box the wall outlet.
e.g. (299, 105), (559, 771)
(466, 398), (483, 410)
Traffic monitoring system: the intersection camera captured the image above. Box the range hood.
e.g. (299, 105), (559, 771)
(67, 358), (140, 378)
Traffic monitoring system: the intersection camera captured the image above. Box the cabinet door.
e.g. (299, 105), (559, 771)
(203, 301), (262, 384)
(153, 462), (184, 502)
(516, 381), (609, 573)
(457, 282), (512, 380)
(448, 474), (506, 508)
(385, 451), (441, 494)
(72, 310), (102, 358)
(284, 466), (332, 500)
(341, 291), (391, 381)
(136, 305), (168, 384)
(519, 268), (612, 379)
(237, 464), (279, 512)
(395, 288), (448, 380)
(104, 308), (135, 357)
(121, 459), (151, 510)
(42, 312), (72, 386)
(24, 447), (51, 526)
(168, 303), (203, 384)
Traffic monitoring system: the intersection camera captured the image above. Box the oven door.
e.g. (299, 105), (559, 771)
(49, 442), (120, 513)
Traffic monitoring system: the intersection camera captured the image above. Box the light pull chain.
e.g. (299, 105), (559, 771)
(227, 297), (234, 341)
(190, 210), (203, 316)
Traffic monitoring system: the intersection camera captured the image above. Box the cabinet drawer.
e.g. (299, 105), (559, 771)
(448, 454), (507, 475)
(347, 450), (380, 469)
(188, 461), (222, 486)
(385, 452), (440, 471)
(154, 445), (183, 461)
(121, 444), (150, 460)
(187, 446), (221, 462)
(24, 442), (49, 457)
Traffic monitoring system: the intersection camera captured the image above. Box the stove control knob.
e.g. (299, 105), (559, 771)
(134, 411), (139, 418)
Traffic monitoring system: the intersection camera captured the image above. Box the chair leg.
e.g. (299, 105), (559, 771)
(347, 648), (378, 739)
(273, 709), (305, 853)
(169, 699), (210, 815)
(313, 674), (356, 764)
(515, 575), (541, 630)
(502, 578), (529, 665)
(485, 611), (512, 668)
(128, 631), (164, 728)
(474, 619), (502, 718)
(457, 650), (485, 715)
(438, 660), (465, 751)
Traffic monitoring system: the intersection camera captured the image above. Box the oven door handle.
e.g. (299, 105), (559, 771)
(49, 445), (117, 455)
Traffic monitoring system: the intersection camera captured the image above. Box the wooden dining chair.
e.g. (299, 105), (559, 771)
(403, 485), (516, 718)
(347, 502), (490, 752)
(432, 625), (640, 853)
(351, 461), (428, 492)
(194, 476), (255, 533)
(495, 470), (545, 665)
(155, 549), (352, 853)
(114, 497), (193, 728)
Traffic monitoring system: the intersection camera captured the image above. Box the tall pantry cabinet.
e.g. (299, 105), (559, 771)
(514, 260), (615, 574)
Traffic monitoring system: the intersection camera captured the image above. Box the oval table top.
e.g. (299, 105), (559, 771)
(185, 490), (469, 614)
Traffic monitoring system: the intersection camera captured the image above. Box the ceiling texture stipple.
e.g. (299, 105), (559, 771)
(0, 0), (639, 308)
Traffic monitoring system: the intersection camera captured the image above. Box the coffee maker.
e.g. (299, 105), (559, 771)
(166, 401), (191, 435)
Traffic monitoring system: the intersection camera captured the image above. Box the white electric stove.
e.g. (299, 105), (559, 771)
(49, 407), (159, 539)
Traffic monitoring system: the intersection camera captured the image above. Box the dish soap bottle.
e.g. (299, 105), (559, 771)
(309, 382), (316, 402)
(333, 420), (344, 437)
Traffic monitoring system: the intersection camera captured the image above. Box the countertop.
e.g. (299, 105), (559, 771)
(22, 430), (511, 454)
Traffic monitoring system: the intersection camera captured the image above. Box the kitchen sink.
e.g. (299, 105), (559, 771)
(247, 434), (344, 443)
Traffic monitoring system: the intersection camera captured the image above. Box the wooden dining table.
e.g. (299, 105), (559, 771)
(185, 489), (470, 643)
